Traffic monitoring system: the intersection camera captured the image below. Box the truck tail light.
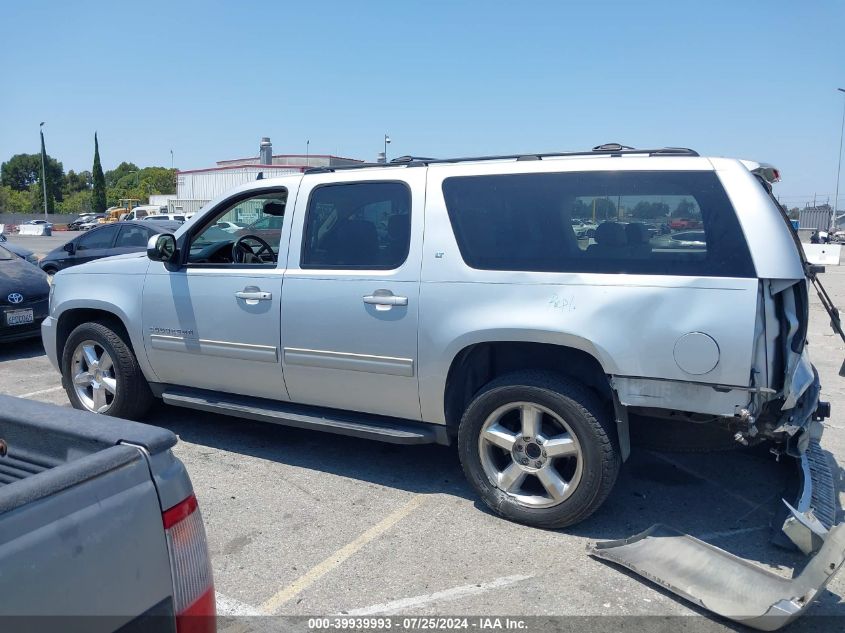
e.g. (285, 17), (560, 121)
(163, 494), (216, 633)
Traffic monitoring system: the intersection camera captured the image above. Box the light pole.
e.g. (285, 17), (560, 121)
(306, 140), (310, 167)
(39, 122), (48, 218)
(384, 134), (391, 163)
(833, 88), (845, 232)
(170, 149), (174, 170)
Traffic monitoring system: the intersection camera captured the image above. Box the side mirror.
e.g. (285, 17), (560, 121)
(147, 233), (178, 263)
(63, 242), (76, 254)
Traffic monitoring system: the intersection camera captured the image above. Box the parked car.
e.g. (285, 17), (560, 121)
(142, 213), (187, 223)
(0, 395), (215, 630)
(649, 230), (707, 251)
(234, 212), (285, 246)
(78, 214), (106, 231)
(23, 219), (53, 229)
(214, 220), (244, 233)
(0, 243), (49, 342)
(668, 217), (702, 230)
(0, 233), (39, 265)
(121, 205), (168, 222)
(41, 145), (833, 538)
(67, 214), (98, 230)
(39, 220), (183, 275)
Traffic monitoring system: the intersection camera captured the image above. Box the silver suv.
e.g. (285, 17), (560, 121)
(42, 145), (828, 530)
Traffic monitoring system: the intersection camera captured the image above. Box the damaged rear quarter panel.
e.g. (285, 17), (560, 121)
(418, 276), (759, 423)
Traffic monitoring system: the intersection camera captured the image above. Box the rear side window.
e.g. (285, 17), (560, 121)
(301, 182), (411, 269)
(442, 171), (755, 277)
(115, 225), (154, 247)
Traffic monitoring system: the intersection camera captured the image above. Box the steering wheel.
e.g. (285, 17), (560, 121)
(232, 234), (276, 264)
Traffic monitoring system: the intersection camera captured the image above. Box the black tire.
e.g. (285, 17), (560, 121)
(42, 265), (57, 276)
(458, 371), (621, 529)
(61, 320), (154, 420)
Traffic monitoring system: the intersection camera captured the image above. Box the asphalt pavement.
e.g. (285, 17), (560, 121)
(2, 231), (844, 630)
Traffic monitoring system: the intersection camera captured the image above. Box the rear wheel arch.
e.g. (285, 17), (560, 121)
(443, 341), (616, 437)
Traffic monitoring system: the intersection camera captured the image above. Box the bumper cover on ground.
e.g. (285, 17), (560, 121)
(588, 522), (845, 630)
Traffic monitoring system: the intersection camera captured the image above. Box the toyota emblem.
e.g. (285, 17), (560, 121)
(7, 293), (23, 304)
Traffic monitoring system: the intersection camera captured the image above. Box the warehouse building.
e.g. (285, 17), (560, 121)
(799, 205), (833, 231)
(170, 137), (364, 216)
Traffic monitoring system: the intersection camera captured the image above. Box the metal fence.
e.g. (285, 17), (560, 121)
(0, 213), (75, 226)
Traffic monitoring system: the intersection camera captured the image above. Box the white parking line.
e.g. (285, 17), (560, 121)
(261, 494), (428, 614)
(343, 575), (533, 615)
(14, 385), (63, 399)
(216, 592), (263, 616)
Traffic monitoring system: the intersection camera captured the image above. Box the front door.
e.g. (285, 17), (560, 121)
(69, 224), (120, 267)
(281, 172), (425, 421)
(141, 186), (296, 400)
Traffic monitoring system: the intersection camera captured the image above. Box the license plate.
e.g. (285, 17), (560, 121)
(5, 308), (34, 326)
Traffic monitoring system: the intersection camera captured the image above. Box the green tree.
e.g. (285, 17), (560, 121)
(593, 198), (617, 221)
(570, 199), (591, 219)
(673, 198), (697, 217)
(0, 185), (35, 213)
(1, 153), (64, 211)
(107, 166), (176, 205)
(104, 161), (139, 188)
(57, 189), (94, 215)
(92, 133), (107, 213)
(631, 201), (670, 219)
(63, 169), (92, 197)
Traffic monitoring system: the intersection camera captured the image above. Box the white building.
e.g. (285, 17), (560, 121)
(172, 137), (364, 216)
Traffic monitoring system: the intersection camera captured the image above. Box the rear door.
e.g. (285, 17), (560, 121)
(281, 169), (425, 420)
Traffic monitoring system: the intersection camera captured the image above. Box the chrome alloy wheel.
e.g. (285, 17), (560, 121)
(478, 402), (583, 508)
(71, 340), (116, 413)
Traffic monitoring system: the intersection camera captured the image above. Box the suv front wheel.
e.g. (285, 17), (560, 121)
(458, 371), (620, 529)
(62, 321), (154, 420)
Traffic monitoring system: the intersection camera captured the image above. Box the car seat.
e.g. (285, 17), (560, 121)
(385, 214), (410, 265)
(586, 222), (627, 257)
(625, 223), (653, 257)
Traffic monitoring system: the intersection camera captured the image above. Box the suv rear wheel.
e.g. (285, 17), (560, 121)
(458, 371), (620, 528)
(62, 321), (154, 420)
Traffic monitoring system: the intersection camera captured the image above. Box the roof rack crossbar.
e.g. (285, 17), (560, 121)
(303, 146), (699, 174)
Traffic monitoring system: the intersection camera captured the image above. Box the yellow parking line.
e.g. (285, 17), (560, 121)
(261, 494), (427, 614)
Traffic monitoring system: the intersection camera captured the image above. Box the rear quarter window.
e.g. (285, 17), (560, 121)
(441, 170), (755, 277)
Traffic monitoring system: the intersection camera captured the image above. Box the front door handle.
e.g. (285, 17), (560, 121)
(236, 287), (272, 301)
(363, 290), (408, 311)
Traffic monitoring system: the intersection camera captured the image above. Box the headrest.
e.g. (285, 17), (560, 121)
(263, 201), (285, 216)
(595, 222), (627, 247)
(625, 223), (650, 245)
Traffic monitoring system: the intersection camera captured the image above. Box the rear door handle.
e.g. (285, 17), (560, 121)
(363, 291), (408, 308)
(236, 288), (272, 301)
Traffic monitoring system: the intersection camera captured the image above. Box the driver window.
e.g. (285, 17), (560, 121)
(188, 189), (287, 266)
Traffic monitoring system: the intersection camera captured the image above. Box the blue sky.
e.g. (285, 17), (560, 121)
(1, 1), (843, 207)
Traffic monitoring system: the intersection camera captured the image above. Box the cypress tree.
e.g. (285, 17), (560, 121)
(92, 133), (107, 213)
(39, 129), (54, 213)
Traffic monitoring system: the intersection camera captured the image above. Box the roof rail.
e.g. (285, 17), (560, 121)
(303, 144), (699, 174)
